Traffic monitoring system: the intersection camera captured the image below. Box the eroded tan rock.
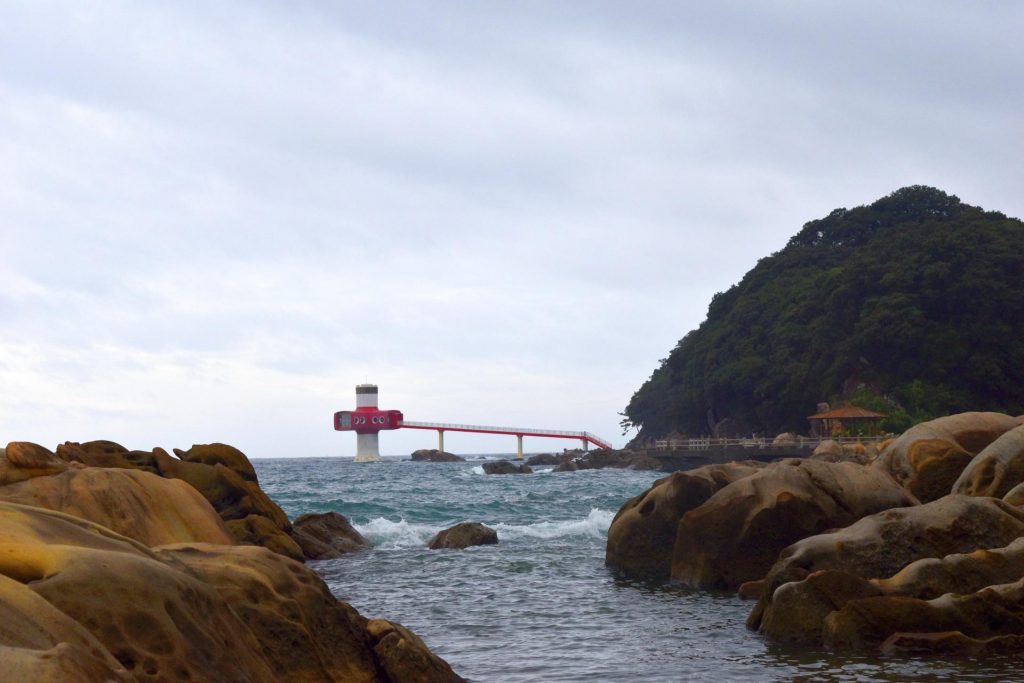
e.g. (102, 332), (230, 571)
(671, 459), (916, 590)
(157, 543), (382, 683)
(605, 461), (765, 579)
(292, 511), (370, 559)
(427, 522), (498, 550)
(749, 495), (1024, 635)
(0, 574), (134, 683)
(367, 619), (466, 683)
(1, 442), (68, 485)
(173, 443), (258, 482)
(952, 425), (1024, 499)
(56, 441), (159, 473)
(873, 412), (1019, 502)
(0, 468), (234, 547)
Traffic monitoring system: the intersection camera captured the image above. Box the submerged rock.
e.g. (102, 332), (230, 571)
(428, 522), (499, 550)
(292, 511), (370, 559)
(605, 461), (765, 579)
(482, 460), (532, 475)
(411, 449), (465, 462)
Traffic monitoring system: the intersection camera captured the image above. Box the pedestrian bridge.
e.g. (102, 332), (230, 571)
(400, 420), (612, 460)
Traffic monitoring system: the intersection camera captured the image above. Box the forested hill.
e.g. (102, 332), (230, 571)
(623, 186), (1024, 440)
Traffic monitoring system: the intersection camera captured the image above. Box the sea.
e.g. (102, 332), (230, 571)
(253, 456), (1020, 683)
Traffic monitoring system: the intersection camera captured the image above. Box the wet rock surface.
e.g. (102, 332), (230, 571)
(427, 522), (499, 550)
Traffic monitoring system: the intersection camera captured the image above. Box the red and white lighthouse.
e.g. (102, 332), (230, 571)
(334, 384), (403, 462)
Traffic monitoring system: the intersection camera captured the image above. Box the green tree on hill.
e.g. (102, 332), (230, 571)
(623, 186), (1024, 439)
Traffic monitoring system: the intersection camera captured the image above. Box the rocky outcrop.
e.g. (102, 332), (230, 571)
(873, 412), (1020, 502)
(748, 495), (1024, 643)
(525, 453), (564, 466)
(0, 467), (234, 547)
(411, 449), (465, 462)
(292, 511), (370, 559)
(152, 446), (297, 557)
(366, 620), (465, 683)
(952, 424), (1024, 499)
(1, 442), (68, 484)
(605, 462), (765, 579)
(57, 441), (159, 473)
(554, 449), (661, 472)
(0, 440), (466, 682)
(671, 459), (917, 590)
(809, 440), (872, 464)
(482, 461), (532, 475)
(427, 522), (498, 550)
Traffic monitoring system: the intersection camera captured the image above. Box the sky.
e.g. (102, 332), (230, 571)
(2, 1), (1022, 457)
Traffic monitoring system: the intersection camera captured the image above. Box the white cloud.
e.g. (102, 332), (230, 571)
(1, 0), (1021, 456)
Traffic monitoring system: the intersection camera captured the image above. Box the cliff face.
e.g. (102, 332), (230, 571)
(0, 440), (464, 683)
(624, 186), (1024, 440)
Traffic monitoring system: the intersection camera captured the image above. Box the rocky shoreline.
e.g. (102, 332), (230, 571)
(0, 440), (464, 682)
(606, 411), (1024, 654)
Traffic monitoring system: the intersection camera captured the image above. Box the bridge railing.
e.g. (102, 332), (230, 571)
(651, 435), (889, 451)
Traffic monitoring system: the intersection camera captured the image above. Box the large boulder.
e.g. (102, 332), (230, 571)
(0, 573), (134, 683)
(671, 459), (917, 590)
(292, 511), (370, 559)
(0, 468), (234, 547)
(873, 412), (1020, 502)
(605, 461), (765, 579)
(157, 543), (383, 683)
(427, 522), (498, 550)
(366, 619), (465, 683)
(1, 442), (68, 485)
(173, 443), (258, 482)
(810, 440), (870, 464)
(0, 501), (464, 683)
(153, 447), (294, 556)
(749, 495), (1024, 641)
(56, 441), (158, 473)
(824, 576), (1024, 650)
(482, 461), (532, 475)
(411, 449), (465, 462)
(952, 424), (1024, 499)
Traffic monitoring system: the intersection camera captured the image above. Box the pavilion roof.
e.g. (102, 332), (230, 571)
(807, 405), (886, 420)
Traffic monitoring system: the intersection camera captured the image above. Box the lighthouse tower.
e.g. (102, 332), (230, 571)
(334, 384), (403, 462)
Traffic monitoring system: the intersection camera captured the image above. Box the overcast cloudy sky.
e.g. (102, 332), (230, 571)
(2, 2), (1021, 457)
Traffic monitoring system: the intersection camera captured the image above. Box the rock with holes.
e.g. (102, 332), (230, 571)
(0, 573), (134, 683)
(748, 495), (1024, 642)
(671, 459), (917, 590)
(0, 467), (234, 547)
(873, 412), (1020, 502)
(427, 522), (498, 550)
(0, 500), (465, 682)
(605, 461), (766, 579)
(952, 425), (1024, 499)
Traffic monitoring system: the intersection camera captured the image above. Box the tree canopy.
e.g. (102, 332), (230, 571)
(623, 186), (1024, 439)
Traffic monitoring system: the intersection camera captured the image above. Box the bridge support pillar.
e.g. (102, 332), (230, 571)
(438, 430), (445, 453)
(582, 439), (589, 451)
(516, 434), (523, 460)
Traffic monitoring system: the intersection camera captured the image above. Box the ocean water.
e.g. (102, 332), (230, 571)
(254, 457), (1019, 683)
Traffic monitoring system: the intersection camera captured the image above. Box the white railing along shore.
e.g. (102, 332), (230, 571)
(651, 435), (889, 451)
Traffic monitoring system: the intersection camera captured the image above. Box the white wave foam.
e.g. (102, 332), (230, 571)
(355, 517), (440, 548)
(494, 508), (614, 541)
(471, 465), (485, 475)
